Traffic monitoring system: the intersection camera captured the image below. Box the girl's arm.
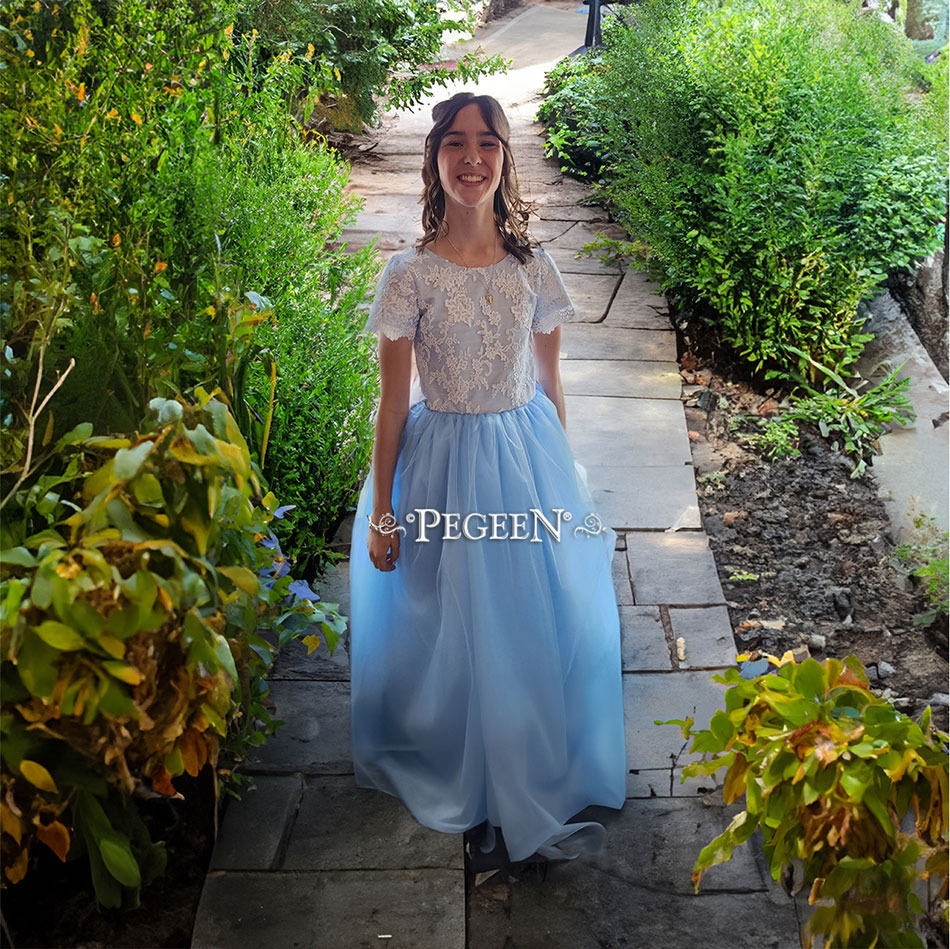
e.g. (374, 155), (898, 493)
(533, 326), (566, 430)
(368, 335), (413, 571)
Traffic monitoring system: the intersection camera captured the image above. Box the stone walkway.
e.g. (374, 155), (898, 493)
(192, 4), (803, 946)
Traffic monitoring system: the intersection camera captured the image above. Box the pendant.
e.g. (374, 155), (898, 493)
(486, 293), (493, 304)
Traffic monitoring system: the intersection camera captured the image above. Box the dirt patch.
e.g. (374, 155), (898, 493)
(674, 310), (949, 732)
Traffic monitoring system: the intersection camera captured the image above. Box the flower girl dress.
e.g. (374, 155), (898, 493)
(349, 244), (626, 862)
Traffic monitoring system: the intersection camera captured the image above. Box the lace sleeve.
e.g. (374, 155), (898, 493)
(361, 252), (420, 341)
(531, 247), (575, 335)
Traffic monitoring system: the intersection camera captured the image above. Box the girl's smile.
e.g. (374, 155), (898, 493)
(437, 103), (504, 208)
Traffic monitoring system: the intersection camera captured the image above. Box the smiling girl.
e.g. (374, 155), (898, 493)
(349, 92), (626, 866)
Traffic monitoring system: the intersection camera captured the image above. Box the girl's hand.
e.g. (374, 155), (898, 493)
(367, 514), (400, 571)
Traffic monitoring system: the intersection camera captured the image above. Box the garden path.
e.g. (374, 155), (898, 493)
(192, 4), (803, 946)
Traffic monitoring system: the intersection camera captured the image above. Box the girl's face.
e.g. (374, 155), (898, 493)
(436, 103), (504, 212)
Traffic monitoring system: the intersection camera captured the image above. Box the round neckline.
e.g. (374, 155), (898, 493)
(422, 245), (512, 270)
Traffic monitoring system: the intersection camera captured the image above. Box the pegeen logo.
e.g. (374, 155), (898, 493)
(395, 508), (608, 542)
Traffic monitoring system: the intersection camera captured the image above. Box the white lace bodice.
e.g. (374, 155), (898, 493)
(362, 245), (574, 414)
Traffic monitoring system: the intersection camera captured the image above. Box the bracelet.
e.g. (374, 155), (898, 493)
(367, 512), (406, 537)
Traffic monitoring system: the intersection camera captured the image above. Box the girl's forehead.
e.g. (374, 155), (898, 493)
(444, 105), (496, 136)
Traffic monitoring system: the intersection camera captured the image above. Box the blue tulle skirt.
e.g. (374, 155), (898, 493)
(349, 384), (626, 862)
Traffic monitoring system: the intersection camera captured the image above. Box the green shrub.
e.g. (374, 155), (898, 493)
(537, 52), (612, 180)
(0, 395), (343, 903)
(540, 0), (948, 384)
(236, 0), (508, 129)
(660, 654), (949, 948)
(1, 0), (378, 572)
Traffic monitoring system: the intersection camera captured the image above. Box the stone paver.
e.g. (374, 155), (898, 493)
(670, 605), (737, 669)
(612, 551), (634, 606)
(559, 358), (682, 399)
(193, 4), (801, 946)
(467, 803), (797, 949)
(560, 272), (620, 322)
(585, 465), (701, 531)
(246, 680), (352, 775)
(624, 671), (727, 773)
(605, 269), (671, 329)
(282, 776), (463, 871)
(546, 245), (623, 275)
(626, 532), (727, 605)
(565, 395), (692, 468)
(560, 322), (677, 361)
(468, 878), (798, 949)
(210, 774), (303, 871)
(628, 767), (721, 799)
(620, 606), (672, 671)
(193, 869), (465, 949)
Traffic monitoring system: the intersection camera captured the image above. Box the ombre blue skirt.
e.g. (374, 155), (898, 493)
(349, 384), (626, 862)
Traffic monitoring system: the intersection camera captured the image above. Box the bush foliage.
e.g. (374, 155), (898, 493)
(0, 0), (389, 906)
(0, 395), (344, 903)
(662, 654), (949, 948)
(539, 0), (948, 384)
(236, 0), (508, 130)
(1, 0), (381, 573)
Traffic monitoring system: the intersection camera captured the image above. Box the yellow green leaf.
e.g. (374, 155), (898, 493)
(1, 803), (23, 844)
(216, 565), (258, 595)
(302, 634), (322, 655)
(98, 832), (141, 887)
(180, 504), (212, 556)
(164, 746), (184, 775)
(20, 759), (58, 794)
(132, 472), (164, 505)
(102, 661), (143, 685)
(41, 411), (54, 446)
(33, 620), (85, 651)
(99, 635), (125, 659)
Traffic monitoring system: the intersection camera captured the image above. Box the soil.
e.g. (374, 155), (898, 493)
(672, 303), (949, 733)
(1, 769), (216, 949)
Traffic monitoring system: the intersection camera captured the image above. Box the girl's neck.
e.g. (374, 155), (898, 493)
(437, 204), (503, 266)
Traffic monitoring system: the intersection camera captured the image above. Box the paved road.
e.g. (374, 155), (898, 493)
(192, 4), (803, 946)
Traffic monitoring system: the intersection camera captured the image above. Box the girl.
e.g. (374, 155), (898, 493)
(349, 91), (626, 864)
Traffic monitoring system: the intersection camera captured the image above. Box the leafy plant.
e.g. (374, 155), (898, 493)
(538, 0), (948, 383)
(236, 0), (509, 130)
(537, 52), (613, 179)
(660, 655), (949, 948)
(0, 395), (343, 904)
(893, 506), (950, 627)
(1, 0), (380, 574)
(735, 413), (802, 461)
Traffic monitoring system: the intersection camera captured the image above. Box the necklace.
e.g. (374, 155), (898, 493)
(442, 231), (501, 305)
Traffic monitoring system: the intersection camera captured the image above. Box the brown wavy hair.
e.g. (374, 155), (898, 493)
(416, 92), (536, 264)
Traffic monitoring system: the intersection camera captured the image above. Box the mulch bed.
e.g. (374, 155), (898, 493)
(673, 304), (949, 733)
